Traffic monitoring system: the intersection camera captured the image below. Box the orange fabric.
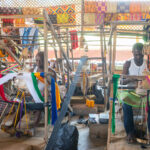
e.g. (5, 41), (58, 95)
(84, 1), (97, 13)
(130, 2), (141, 13)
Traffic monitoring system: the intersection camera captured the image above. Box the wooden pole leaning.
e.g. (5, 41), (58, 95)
(43, 14), (48, 142)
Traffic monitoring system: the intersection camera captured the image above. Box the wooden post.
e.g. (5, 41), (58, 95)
(112, 29), (117, 72)
(66, 28), (70, 90)
(107, 83), (113, 150)
(43, 14), (48, 142)
(107, 25), (117, 150)
(100, 25), (107, 111)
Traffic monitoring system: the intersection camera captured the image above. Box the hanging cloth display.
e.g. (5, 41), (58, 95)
(0, 74), (10, 102)
(51, 77), (58, 125)
(70, 30), (78, 50)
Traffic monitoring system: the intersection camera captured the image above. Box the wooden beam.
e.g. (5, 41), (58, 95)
(0, 42), (22, 66)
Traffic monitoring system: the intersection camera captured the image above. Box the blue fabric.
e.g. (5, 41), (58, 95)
(32, 28), (39, 51)
(40, 72), (45, 78)
(22, 27), (32, 48)
(51, 77), (57, 125)
(122, 103), (135, 135)
(117, 2), (130, 13)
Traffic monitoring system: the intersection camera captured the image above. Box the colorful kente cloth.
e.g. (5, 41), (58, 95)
(130, 13), (142, 21)
(14, 18), (25, 27)
(95, 13), (105, 25)
(141, 1), (150, 13)
(117, 2), (130, 13)
(104, 13), (118, 23)
(84, 1), (97, 13)
(96, 1), (107, 13)
(130, 2), (141, 13)
(46, 4), (76, 24)
(57, 13), (69, 24)
(106, 1), (117, 13)
(84, 13), (95, 25)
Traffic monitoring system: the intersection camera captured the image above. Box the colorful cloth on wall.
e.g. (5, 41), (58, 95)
(104, 13), (118, 23)
(141, 1), (150, 13)
(70, 30), (78, 50)
(14, 19), (25, 27)
(84, 1), (97, 13)
(22, 7), (41, 15)
(96, 1), (107, 13)
(0, 7), (22, 15)
(57, 13), (69, 24)
(117, 2), (130, 13)
(46, 4), (76, 24)
(84, 13), (95, 25)
(130, 2), (141, 13)
(19, 27), (39, 51)
(106, 1), (117, 13)
(95, 13), (105, 25)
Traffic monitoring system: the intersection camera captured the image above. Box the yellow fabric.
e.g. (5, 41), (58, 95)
(57, 13), (69, 24)
(34, 73), (44, 83)
(55, 83), (61, 110)
(0, 50), (5, 57)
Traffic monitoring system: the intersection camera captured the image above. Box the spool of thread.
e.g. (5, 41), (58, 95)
(86, 99), (90, 106)
(90, 100), (95, 107)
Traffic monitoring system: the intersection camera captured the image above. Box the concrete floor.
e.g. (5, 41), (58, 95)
(78, 126), (106, 150)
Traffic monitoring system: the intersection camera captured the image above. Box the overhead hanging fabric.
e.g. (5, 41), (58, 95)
(70, 30), (78, 50)
(51, 77), (58, 125)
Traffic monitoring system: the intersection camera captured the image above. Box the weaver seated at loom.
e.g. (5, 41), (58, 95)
(1, 51), (60, 136)
(118, 43), (150, 144)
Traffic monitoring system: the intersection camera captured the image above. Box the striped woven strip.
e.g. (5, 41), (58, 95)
(0, 64), (19, 73)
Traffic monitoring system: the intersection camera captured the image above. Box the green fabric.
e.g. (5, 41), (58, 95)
(117, 90), (147, 108)
(112, 74), (120, 134)
(31, 73), (50, 124)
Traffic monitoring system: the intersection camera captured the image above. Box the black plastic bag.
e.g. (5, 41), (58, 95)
(53, 123), (79, 150)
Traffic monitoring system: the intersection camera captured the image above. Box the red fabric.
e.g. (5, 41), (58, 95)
(0, 74), (10, 102)
(70, 30), (78, 50)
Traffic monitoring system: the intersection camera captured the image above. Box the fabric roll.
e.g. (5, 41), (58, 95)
(117, 2), (130, 13)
